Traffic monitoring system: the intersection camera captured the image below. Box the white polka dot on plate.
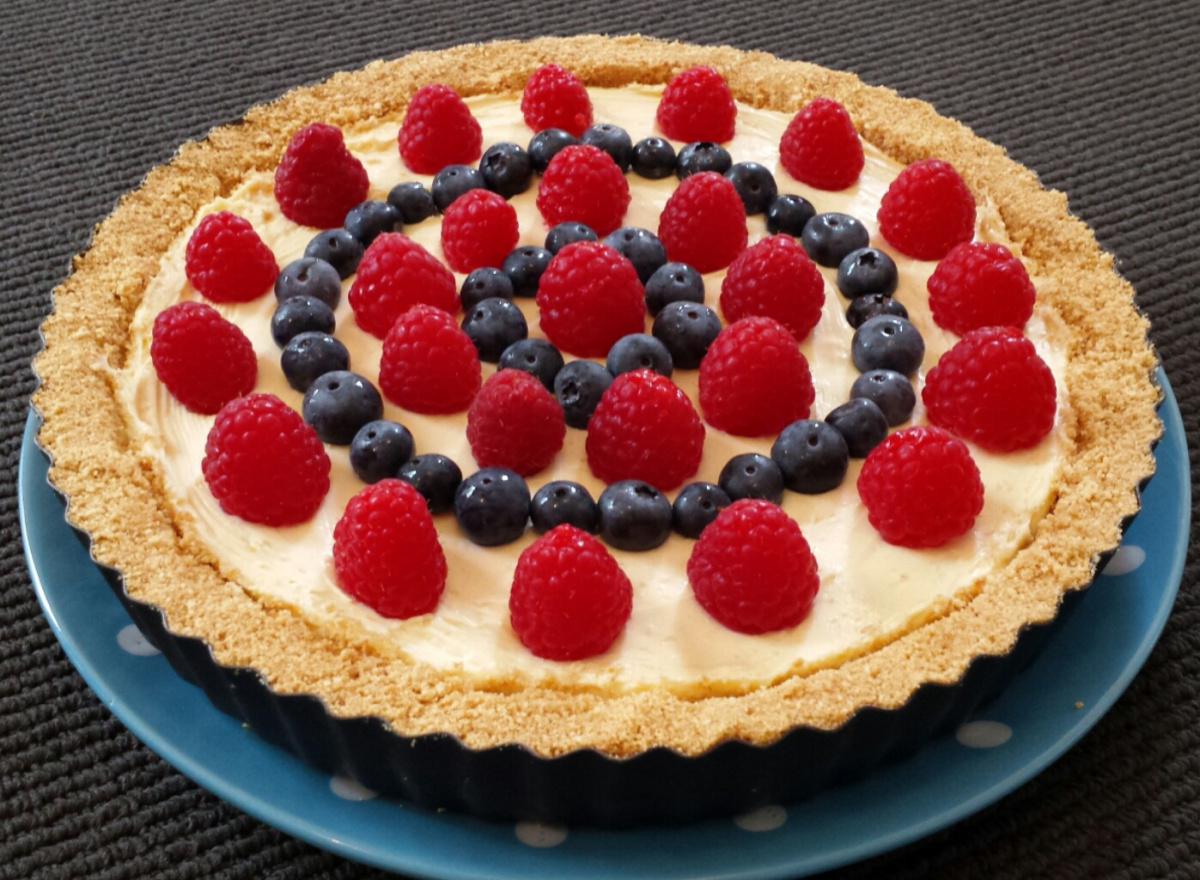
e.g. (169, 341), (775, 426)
(329, 775), (377, 801)
(117, 624), (160, 656)
(734, 805), (787, 831)
(515, 822), (568, 847)
(956, 720), (1012, 748)
(1101, 544), (1146, 577)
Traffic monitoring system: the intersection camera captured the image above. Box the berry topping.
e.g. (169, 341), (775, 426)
(440, 188), (520, 274)
(347, 232), (458, 339)
(927, 241), (1037, 335)
(672, 481), (732, 539)
(274, 123), (370, 230)
(270, 295), (335, 347)
(151, 301), (257, 414)
(184, 211), (278, 303)
(606, 333), (673, 378)
(644, 261), (705, 317)
(878, 158), (976, 260)
(824, 397), (889, 458)
(656, 65), (737, 143)
(725, 161), (778, 215)
(460, 266), (514, 310)
(837, 247), (899, 300)
(770, 419), (849, 494)
(553, 358), (613, 429)
(851, 315), (926, 376)
(765, 193), (816, 237)
(846, 293), (909, 329)
(454, 467), (531, 546)
(398, 83), (483, 174)
(630, 136), (677, 179)
(302, 370), (384, 445)
(580, 123), (635, 171)
(466, 369), (566, 476)
(378, 303), (481, 414)
(779, 97), (864, 191)
(720, 234), (825, 341)
(502, 245), (553, 298)
(718, 452), (784, 504)
(687, 499), (819, 634)
(657, 171), (748, 273)
(479, 142), (534, 198)
(652, 301), (722, 370)
(304, 228), (363, 279)
(343, 200), (401, 246)
(387, 181), (439, 224)
(349, 419), (415, 484)
(274, 257), (342, 310)
(534, 240), (645, 357)
(675, 141), (733, 179)
(544, 220), (598, 254)
(498, 338), (565, 391)
(850, 369), (916, 427)
(521, 64), (593, 137)
(800, 212), (870, 268)
(857, 426), (984, 548)
(280, 331), (349, 392)
(461, 297), (528, 362)
(530, 481), (599, 534)
(597, 480), (674, 551)
(536, 144), (631, 237)
(528, 128), (578, 173)
(603, 227), (667, 284)
(431, 164), (487, 212)
(397, 453), (462, 513)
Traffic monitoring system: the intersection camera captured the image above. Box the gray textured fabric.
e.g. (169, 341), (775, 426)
(3, 0), (1199, 876)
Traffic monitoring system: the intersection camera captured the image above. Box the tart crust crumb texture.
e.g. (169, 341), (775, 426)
(34, 35), (1160, 757)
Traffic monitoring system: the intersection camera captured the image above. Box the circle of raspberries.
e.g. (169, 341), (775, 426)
(151, 301), (257, 414)
(520, 63), (593, 137)
(877, 158), (976, 261)
(333, 479), (447, 619)
(687, 499), (819, 634)
(274, 122), (370, 229)
(857, 425), (984, 548)
(926, 241), (1037, 335)
(184, 211), (278, 303)
(536, 144), (631, 237)
(347, 232), (459, 339)
(398, 83), (483, 174)
(922, 325), (1057, 451)
(379, 303), (482, 414)
(535, 240), (645, 357)
(657, 171), (748, 273)
(698, 316), (814, 437)
(440, 189), (520, 273)
(467, 369), (566, 476)
(586, 368), (706, 492)
(719, 234), (825, 341)
(779, 96), (864, 191)
(509, 524), (633, 661)
(202, 393), (331, 526)
(655, 65), (737, 143)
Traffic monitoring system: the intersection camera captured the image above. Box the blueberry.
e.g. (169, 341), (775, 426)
(349, 419), (415, 484)
(580, 123), (633, 171)
(305, 229), (363, 279)
(766, 194), (817, 237)
(602, 227), (667, 284)
(431, 164), (486, 211)
(672, 481), (732, 539)
(770, 419), (850, 494)
(651, 302), (721, 370)
(386, 181), (439, 224)
(825, 398), (889, 458)
(271, 295), (336, 347)
(851, 315), (925, 376)
(498, 338), (565, 391)
(718, 452), (784, 504)
(302, 370), (384, 445)
(675, 141), (732, 179)
(397, 453), (462, 513)
(274, 257), (342, 309)
(554, 359), (614, 429)
(850, 370), (916, 427)
(454, 467), (531, 546)
(460, 266), (514, 310)
(343, 200), (401, 246)
(479, 141), (533, 198)
(644, 262), (705, 317)
(597, 480), (673, 551)
(281, 331), (350, 392)
(837, 247), (899, 299)
(606, 333), (673, 378)
(460, 297), (528, 363)
(846, 293), (909, 329)
(528, 128), (577, 173)
(725, 162), (778, 215)
(801, 213), (870, 268)
(630, 136), (676, 179)
(530, 481), (599, 533)
(545, 221), (598, 254)
(502, 245), (553, 297)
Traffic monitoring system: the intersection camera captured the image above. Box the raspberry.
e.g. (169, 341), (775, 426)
(856, 426), (984, 547)
(657, 172), (747, 273)
(467, 369), (566, 476)
(687, 499), (819, 634)
(509, 524), (633, 660)
(698, 317), (814, 437)
(779, 97), (864, 191)
(398, 83), (483, 174)
(333, 479), (446, 619)
(273, 122), (370, 229)
(586, 369), (705, 492)
(379, 304), (481, 414)
(347, 232), (459, 339)
(536, 144), (631, 236)
(535, 241), (645, 357)
(151, 301), (257, 414)
(878, 158), (976, 261)
(655, 66), (737, 143)
(184, 211), (278, 303)
(440, 189), (520, 273)
(927, 241), (1037, 335)
(719, 235), (825, 341)
(922, 326), (1057, 451)
(521, 63), (593, 137)
(201, 393), (330, 526)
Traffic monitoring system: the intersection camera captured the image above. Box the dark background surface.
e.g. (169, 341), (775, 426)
(4, 0), (1199, 876)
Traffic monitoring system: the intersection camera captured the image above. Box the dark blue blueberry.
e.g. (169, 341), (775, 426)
(580, 123), (633, 171)
(606, 333), (673, 378)
(644, 262), (705, 317)
(502, 245), (553, 297)
(431, 164), (486, 211)
(554, 359), (614, 429)
(651, 301), (721, 370)
(343, 200), (401, 246)
(274, 257), (342, 309)
(271, 295), (336, 347)
(672, 481), (732, 539)
(528, 128), (577, 173)
(851, 315), (925, 376)
(801, 212), (871, 268)
(837, 247), (899, 299)
(545, 221), (598, 254)
(725, 162), (778, 215)
(676, 141), (732, 179)
(397, 453), (462, 513)
(386, 181), (439, 224)
(460, 297), (528, 363)
(460, 266), (514, 310)
(603, 227), (667, 284)
(597, 480), (673, 551)
(479, 141), (533, 198)
(304, 228), (363, 280)
(530, 481), (599, 533)
(770, 419), (849, 494)
(850, 370), (916, 427)
(630, 137), (676, 179)
(454, 467), (531, 546)
(301, 370), (384, 445)
(498, 338), (565, 391)
(280, 331), (349, 392)
(825, 398), (889, 458)
(846, 293), (909, 329)
(349, 419), (415, 484)
(765, 193), (816, 237)
(718, 453), (784, 504)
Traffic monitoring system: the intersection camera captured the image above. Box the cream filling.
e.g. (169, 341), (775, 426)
(116, 86), (1070, 692)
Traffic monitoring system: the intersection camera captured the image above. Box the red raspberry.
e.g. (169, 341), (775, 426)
(151, 301), (257, 414)
(720, 235), (825, 341)
(440, 189), (520, 273)
(184, 211), (278, 303)
(927, 241), (1037, 336)
(655, 65), (737, 143)
(687, 499), (819, 634)
(535, 241), (645, 357)
(273, 122), (369, 229)
(520, 63), (593, 137)
(878, 158), (976, 261)
(467, 369), (566, 476)
(398, 83), (483, 174)
(922, 326), (1057, 451)
(378, 304), (481, 414)
(201, 393), (330, 526)
(347, 232), (459, 339)
(698, 317), (814, 437)
(657, 172), (747, 273)
(857, 426), (984, 548)
(536, 144), (631, 236)
(779, 97), (864, 191)
(509, 524), (632, 660)
(586, 369), (705, 492)
(333, 479), (446, 619)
